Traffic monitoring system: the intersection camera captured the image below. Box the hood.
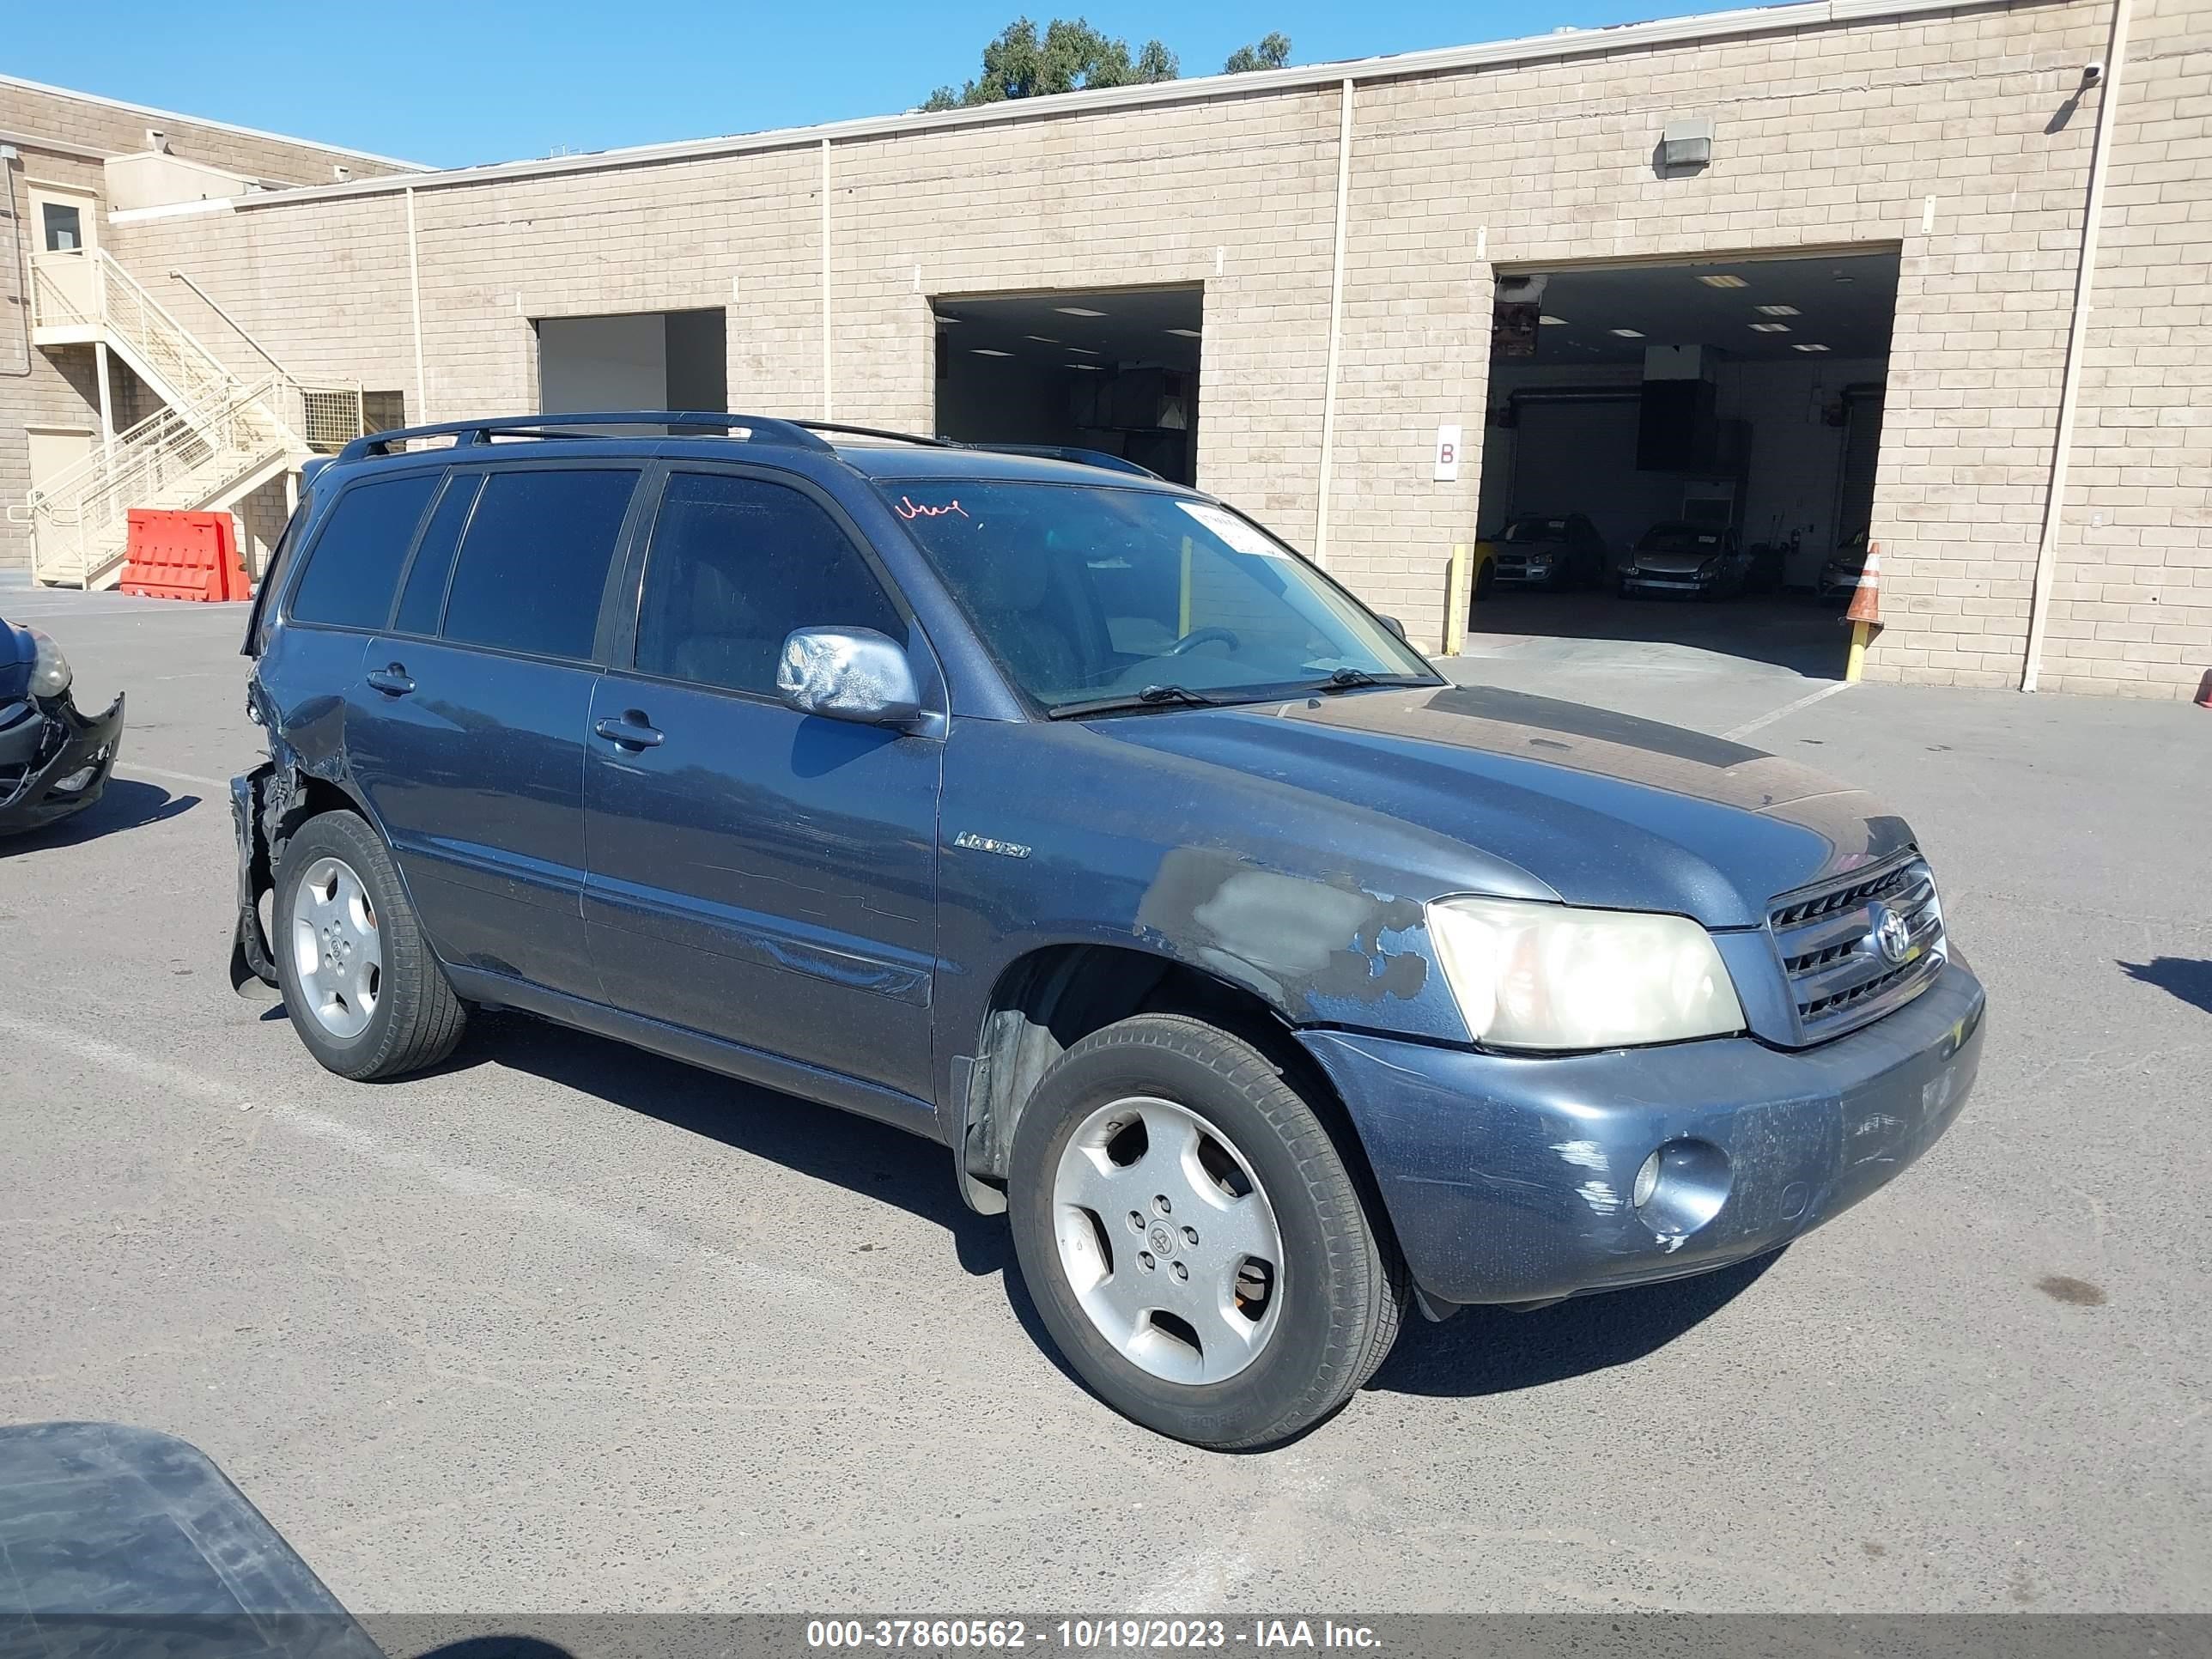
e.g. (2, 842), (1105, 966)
(1100, 683), (1911, 929)
(1494, 539), (1568, 559)
(1630, 550), (1717, 574)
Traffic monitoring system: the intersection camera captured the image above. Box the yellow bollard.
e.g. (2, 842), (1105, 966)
(1443, 544), (1473, 656)
(1845, 619), (1872, 682)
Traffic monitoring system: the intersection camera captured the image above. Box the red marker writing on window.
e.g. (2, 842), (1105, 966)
(894, 495), (969, 520)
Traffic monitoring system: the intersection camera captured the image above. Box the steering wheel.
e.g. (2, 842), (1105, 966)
(1164, 626), (1240, 657)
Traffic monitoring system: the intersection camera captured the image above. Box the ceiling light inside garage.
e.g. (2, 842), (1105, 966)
(1056, 306), (1108, 317)
(1610, 328), (1644, 338)
(971, 348), (1014, 357)
(1067, 346), (1101, 356)
(1793, 343), (1831, 352)
(1697, 273), (1749, 289)
(1068, 362), (1106, 371)
(1539, 314), (1569, 325)
(1749, 321), (1791, 332)
(1756, 304), (1801, 316)
(1024, 335), (1060, 343)
(1165, 327), (1202, 338)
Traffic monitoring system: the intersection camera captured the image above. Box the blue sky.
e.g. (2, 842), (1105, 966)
(9, 0), (1713, 170)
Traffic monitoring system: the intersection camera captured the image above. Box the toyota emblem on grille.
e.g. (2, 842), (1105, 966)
(1871, 906), (1913, 966)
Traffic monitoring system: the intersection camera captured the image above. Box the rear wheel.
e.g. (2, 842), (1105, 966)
(1008, 1014), (1404, 1449)
(273, 811), (465, 1081)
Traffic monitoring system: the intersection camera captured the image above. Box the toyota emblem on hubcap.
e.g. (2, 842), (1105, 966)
(1148, 1224), (1177, 1257)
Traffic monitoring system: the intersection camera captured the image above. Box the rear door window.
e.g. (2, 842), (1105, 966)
(287, 473), (440, 630)
(440, 468), (638, 659)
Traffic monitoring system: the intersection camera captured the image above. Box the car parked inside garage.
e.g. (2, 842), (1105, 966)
(1820, 529), (1874, 605)
(1480, 514), (1610, 592)
(1619, 520), (1751, 600)
(229, 411), (1984, 1449)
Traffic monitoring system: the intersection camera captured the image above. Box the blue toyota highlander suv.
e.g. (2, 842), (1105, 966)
(231, 412), (1985, 1449)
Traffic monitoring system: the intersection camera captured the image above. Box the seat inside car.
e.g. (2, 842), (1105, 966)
(965, 541), (1083, 695)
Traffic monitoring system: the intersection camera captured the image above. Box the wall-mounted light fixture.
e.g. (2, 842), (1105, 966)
(1656, 117), (1713, 178)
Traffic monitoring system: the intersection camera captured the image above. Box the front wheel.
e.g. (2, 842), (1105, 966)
(1008, 1014), (1404, 1449)
(273, 810), (466, 1081)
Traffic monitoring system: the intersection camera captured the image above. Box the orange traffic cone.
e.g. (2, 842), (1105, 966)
(1843, 543), (1881, 683)
(1844, 544), (1882, 625)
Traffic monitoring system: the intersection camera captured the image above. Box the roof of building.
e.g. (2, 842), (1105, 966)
(0, 71), (431, 172)
(106, 0), (2002, 222)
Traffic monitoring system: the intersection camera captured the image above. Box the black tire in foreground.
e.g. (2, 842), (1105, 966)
(1008, 1013), (1406, 1450)
(273, 810), (466, 1081)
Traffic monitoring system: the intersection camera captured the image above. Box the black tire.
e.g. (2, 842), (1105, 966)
(272, 810), (466, 1081)
(1008, 1013), (1405, 1450)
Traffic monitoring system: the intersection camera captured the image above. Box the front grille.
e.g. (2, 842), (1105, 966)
(1770, 852), (1945, 1042)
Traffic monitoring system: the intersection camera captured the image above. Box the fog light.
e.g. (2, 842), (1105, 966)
(1633, 1150), (1662, 1209)
(52, 765), (98, 793)
(1633, 1139), (1731, 1242)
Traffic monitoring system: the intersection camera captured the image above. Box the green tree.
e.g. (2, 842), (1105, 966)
(1222, 32), (1291, 72)
(923, 15), (1180, 111)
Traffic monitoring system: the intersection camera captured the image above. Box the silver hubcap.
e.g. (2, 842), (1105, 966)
(1051, 1096), (1285, 1385)
(289, 855), (381, 1040)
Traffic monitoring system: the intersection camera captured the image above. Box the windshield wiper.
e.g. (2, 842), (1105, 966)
(1297, 667), (1433, 695)
(1047, 684), (1223, 720)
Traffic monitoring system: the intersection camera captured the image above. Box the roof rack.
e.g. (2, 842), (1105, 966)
(791, 421), (956, 448)
(336, 411), (836, 463)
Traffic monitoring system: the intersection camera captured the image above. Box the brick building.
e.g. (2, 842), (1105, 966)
(3, 0), (2205, 696)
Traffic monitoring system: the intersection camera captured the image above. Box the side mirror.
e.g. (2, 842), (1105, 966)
(776, 628), (921, 726)
(1379, 615), (1409, 642)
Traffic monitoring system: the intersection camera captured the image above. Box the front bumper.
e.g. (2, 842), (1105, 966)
(1621, 568), (1719, 596)
(0, 691), (125, 835)
(1492, 562), (1559, 586)
(1300, 959), (1985, 1307)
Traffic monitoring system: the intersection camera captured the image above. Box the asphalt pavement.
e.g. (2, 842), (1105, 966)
(3, 584), (2207, 1619)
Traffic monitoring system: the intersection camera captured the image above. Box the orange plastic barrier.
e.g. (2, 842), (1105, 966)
(118, 510), (251, 603)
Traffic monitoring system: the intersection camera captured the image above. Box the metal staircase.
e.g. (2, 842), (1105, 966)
(15, 249), (367, 589)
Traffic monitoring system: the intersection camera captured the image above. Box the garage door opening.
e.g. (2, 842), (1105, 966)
(538, 309), (727, 421)
(1472, 252), (1899, 678)
(933, 287), (1200, 483)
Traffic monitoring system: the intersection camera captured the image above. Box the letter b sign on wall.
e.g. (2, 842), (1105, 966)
(1433, 424), (1462, 483)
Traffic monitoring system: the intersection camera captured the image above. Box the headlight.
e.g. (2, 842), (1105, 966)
(1426, 896), (1745, 1051)
(27, 630), (73, 699)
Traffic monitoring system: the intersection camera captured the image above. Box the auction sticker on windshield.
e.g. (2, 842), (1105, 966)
(1178, 501), (1284, 557)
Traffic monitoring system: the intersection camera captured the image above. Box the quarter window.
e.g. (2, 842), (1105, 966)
(393, 473), (482, 636)
(441, 469), (636, 659)
(635, 473), (902, 696)
(288, 473), (439, 631)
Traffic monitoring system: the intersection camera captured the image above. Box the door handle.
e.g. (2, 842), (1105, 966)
(365, 665), (415, 696)
(594, 714), (665, 750)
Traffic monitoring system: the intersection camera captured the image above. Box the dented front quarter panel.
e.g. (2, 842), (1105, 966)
(932, 714), (1546, 1102)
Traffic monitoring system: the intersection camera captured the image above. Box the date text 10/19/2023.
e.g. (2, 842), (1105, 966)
(806, 1620), (1383, 1650)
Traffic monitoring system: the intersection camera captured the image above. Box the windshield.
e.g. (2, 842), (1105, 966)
(1502, 519), (1571, 543)
(1638, 524), (1723, 553)
(884, 482), (1436, 713)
